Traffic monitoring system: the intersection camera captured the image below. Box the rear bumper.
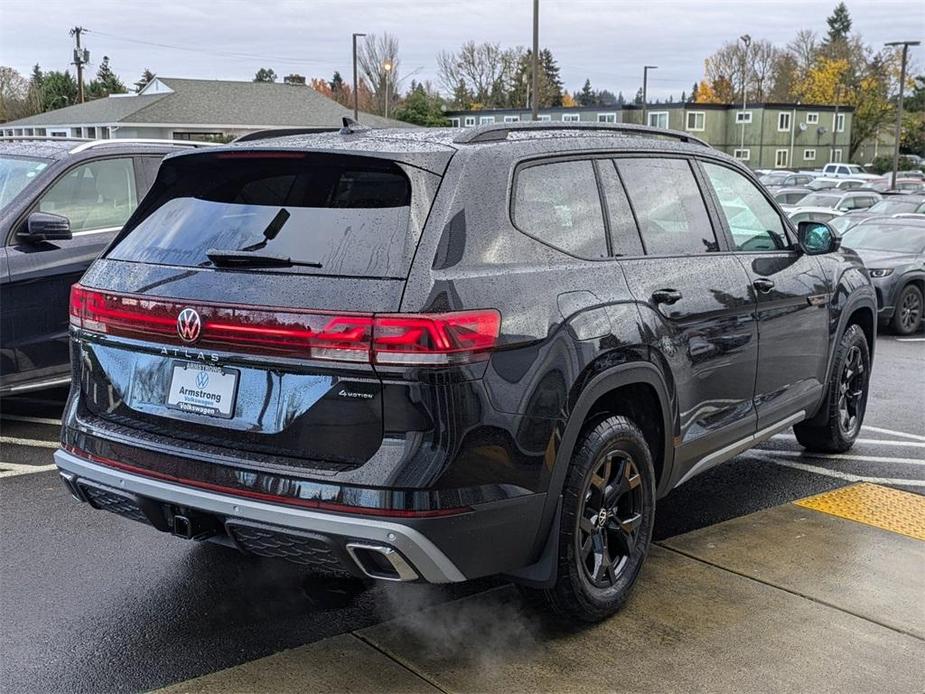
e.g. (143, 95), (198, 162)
(55, 448), (546, 583)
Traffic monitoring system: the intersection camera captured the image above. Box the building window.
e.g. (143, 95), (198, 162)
(538, 114), (551, 122)
(778, 112), (791, 132)
(806, 112), (819, 124)
(173, 131), (225, 142)
(803, 148), (817, 161)
(736, 111), (752, 124)
(597, 112), (617, 123)
(775, 149), (789, 168)
(835, 113), (845, 132)
(734, 149), (750, 161)
(833, 149), (843, 162)
(685, 111), (705, 131)
(503, 115), (521, 123)
(464, 116), (476, 127)
(449, 118), (461, 127)
(479, 116), (496, 125)
(48, 129), (69, 137)
(647, 111), (669, 129)
(562, 113), (581, 123)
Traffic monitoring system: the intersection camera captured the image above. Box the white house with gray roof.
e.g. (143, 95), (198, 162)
(1, 77), (402, 141)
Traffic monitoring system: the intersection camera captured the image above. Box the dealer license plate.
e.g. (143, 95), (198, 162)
(166, 362), (238, 418)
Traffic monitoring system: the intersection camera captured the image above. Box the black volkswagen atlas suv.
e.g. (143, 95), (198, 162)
(56, 122), (876, 621)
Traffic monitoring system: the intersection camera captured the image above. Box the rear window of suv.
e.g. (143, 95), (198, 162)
(108, 152), (416, 278)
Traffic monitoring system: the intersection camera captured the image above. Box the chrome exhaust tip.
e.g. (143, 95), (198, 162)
(346, 543), (419, 582)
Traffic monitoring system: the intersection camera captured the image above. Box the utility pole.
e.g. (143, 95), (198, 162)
(885, 40), (920, 190)
(739, 34), (751, 153)
(352, 32), (366, 122)
(531, 0), (539, 121)
(642, 65), (657, 125)
(70, 26), (89, 104)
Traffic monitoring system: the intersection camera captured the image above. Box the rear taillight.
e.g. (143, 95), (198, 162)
(70, 285), (500, 366)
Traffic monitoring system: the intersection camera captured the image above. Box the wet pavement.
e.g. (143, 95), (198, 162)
(1, 335), (922, 693)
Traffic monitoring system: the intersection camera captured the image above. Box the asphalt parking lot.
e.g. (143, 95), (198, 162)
(1, 334), (922, 693)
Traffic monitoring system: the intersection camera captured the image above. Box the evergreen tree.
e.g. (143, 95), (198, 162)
(39, 70), (78, 111)
(30, 64), (43, 89)
(616, 91), (625, 106)
(680, 90), (687, 102)
(393, 84), (447, 126)
(134, 68), (155, 93)
(452, 80), (473, 109)
(633, 87), (644, 105)
(87, 57), (127, 98)
(691, 82), (699, 102)
(825, 2), (852, 44)
(254, 68), (277, 83)
(597, 89), (617, 106)
(540, 49), (563, 107)
(578, 78), (595, 107)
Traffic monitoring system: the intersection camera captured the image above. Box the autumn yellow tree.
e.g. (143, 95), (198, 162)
(561, 92), (577, 108)
(694, 80), (721, 104)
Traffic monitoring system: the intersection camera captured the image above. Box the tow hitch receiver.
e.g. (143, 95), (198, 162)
(170, 510), (220, 540)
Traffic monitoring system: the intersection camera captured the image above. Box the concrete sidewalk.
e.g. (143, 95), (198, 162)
(159, 484), (925, 694)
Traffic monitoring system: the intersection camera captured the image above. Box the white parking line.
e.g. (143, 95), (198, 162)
(750, 452), (925, 487)
(0, 436), (58, 449)
(0, 414), (62, 426)
(862, 426), (925, 442)
(0, 462), (57, 478)
(773, 434), (925, 449)
(896, 337), (925, 342)
(761, 449), (925, 466)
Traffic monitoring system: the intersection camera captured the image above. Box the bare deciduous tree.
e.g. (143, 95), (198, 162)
(437, 41), (522, 107)
(358, 33), (400, 117)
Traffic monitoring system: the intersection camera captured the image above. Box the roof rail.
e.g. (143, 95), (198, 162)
(0, 135), (91, 143)
(452, 121), (710, 147)
(68, 138), (217, 153)
(234, 127), (339, 143)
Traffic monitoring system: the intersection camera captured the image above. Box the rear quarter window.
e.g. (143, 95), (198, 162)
(512, 159), (608, 259)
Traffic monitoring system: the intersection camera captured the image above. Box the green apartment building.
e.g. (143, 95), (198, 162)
(444, 102), (853, 171)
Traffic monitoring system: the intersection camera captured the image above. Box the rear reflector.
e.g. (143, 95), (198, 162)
(70, 285), (500, 365)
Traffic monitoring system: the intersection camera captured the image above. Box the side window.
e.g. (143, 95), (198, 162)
(616, 158), (718, 255)
(596, 162), (644, 256)
(513, 159), (607, 258)
(701, 162), (788, 251)
(38, 158), (137, 233)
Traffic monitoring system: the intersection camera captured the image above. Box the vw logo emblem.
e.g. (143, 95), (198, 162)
(196, 371), (210, 389)
(177, 308), (202, 343)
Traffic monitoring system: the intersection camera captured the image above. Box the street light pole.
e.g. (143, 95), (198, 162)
(383, 61), (392, 120)
(642, 65), (657, 125)
(885, 40), (920, 190)
(352, 32), (366, 122)
(531, 0), (539, 121)
(739, 34), (751, 153)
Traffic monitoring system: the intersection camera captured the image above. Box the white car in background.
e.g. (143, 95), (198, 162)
(818, 162), (880, 180)
(782, 191), (881, 225)
(806, 177), (867, 191)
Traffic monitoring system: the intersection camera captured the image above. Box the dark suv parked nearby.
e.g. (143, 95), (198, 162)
(55, 123), (876, 621)
(0, 137), (206, 395)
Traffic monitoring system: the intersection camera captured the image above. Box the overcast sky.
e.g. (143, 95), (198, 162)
(1, 0), (921, 100)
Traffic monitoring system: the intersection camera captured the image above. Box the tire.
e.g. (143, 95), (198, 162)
(890, 284), (923, 335)
(520, 416), (656, 623)
(793, 323), (870, 453)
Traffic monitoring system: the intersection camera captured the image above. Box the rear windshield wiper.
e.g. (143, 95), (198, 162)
(205, 249), (322, 268)
(205, 208), (321, 268)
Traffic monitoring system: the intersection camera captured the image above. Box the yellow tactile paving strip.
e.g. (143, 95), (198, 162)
(794, 483), (925, 542)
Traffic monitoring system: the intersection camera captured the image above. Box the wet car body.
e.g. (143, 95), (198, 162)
(55, 123), (877, 612)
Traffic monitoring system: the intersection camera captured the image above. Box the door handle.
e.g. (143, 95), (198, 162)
(753, 278), (775, 293)
(651, 289), (683, 305)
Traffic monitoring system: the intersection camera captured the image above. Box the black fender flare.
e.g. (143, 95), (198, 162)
(504, 361), (674, 588)
(805, 288), (877, 426)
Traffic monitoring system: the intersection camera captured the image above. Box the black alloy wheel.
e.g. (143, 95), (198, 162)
(894, 285), (922, 334)
(837, 344), (866, 438)
(576, 451), (643, 589)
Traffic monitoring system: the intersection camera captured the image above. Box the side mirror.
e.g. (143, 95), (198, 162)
(18, 212), (72, 242)
(797, 221), (840, 255)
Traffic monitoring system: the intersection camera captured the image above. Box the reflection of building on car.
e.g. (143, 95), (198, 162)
(0, 137), (208, 395)
(55, 122), (876, 623)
